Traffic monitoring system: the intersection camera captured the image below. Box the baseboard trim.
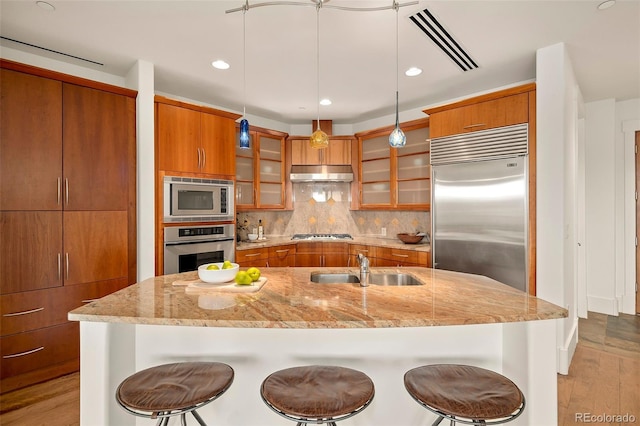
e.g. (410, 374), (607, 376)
(587, 295), (618, 315)
(557, 318), (578, 375)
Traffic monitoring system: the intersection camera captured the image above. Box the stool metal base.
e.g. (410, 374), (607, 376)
(407, 394), (526, 426)
(116, 399), (210, 426)
(261, 393), (373, 426)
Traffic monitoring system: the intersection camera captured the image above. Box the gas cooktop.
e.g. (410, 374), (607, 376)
(291, 233), (353, 241)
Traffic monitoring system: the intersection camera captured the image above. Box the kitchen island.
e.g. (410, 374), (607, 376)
(69, 267), (566, 425)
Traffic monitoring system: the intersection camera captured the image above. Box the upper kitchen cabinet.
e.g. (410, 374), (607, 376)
(290, 138), (353, 165)
(425, 84), (535, 139)
(155, 96), (240, 178)
(236, 126), (288, 210)
(1, 68), (62, 211)
(355, 118), (430, 211)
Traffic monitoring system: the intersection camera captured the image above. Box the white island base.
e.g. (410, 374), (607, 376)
(80, 320), (558, 426)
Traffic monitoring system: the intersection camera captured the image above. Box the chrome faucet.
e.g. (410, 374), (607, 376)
(357, 253), (370, 287)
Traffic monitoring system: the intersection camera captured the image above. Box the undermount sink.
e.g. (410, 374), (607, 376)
(368, 273), (423, 286)
(310, 273), (360, 284)
(309, 272), (424, 286)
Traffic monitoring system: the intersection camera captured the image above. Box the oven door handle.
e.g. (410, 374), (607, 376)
(164, 238), (235, 247)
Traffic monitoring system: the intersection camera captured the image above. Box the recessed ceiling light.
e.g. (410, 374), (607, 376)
(211, 60), (230, 70)
(597, 0), (615, 10)
(320, 99), (332, 106)
(405, 67), (422, 77)
(36, 1), (56, 11)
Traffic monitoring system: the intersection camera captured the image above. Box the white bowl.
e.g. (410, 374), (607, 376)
(197, 262), (239, 283)
(247, 233), (259, 241)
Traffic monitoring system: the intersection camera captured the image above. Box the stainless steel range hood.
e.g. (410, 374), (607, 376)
(289, 165), (354, 182)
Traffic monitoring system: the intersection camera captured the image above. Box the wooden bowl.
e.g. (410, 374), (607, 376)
(397, 233), (424, 244)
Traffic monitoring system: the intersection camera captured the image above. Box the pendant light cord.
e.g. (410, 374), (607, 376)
(395, 0), (399, 127)
(243, 1), (247, 118)
(316, 2), (321, 131)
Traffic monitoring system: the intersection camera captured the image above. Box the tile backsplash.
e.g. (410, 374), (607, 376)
(237, 183), (430, 240)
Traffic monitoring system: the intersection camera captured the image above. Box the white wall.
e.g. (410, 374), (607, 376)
(536, 42), (580, 374)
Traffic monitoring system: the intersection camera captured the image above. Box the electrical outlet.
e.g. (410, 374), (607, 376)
(381, 227), (387, 236)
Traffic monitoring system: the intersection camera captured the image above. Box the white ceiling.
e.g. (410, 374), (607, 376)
(1, 0), (638, 125)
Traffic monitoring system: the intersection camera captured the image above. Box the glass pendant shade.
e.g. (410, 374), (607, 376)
(389, 126), (406, 147)
(310, 128), (329, 149)
(239, 118), (250, 149)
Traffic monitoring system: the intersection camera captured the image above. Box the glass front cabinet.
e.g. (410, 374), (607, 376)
(356, 119), (430, 210)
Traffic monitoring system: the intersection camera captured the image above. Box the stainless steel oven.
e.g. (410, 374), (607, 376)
(163, 224), (235, 274)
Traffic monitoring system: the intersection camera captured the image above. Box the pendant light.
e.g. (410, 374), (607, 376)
(310, 2), (329, 149)
(239, 1), (251, 149)
(389, 0), (406, 148)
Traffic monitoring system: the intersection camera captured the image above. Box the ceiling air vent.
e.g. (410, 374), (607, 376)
(409, 8), (478, 72)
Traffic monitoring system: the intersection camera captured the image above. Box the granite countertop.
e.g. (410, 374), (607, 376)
(68, 267), (566, 328)
(236, 236), (431, 252)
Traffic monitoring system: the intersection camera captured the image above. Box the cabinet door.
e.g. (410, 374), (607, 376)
(429, 93), (528, 138)
(290, 139), (321, 165)
(1, 69), (62, 211)
(323, 243), (348, 267)
(63, 211), (128, 286)
(258, 135), (285, 207)
(63, 84), (133, 211)
(156, 103), (201, 174)
(396, 129), (430, 207)
(295, 242), (322, 267)
(201, 113), (236, 177)
(325, 139), (352, 165)
(0, 212), (63, 294)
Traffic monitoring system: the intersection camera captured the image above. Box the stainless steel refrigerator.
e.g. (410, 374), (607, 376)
(430, 124), (529, 292)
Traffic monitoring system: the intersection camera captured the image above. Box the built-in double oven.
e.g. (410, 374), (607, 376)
(162, 176), (235, 274)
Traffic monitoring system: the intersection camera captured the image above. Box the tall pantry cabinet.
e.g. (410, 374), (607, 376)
(0, 61), (137, 393)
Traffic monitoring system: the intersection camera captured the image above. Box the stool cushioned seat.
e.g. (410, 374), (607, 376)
(117, 362), (234, 414)
(404, 364), (523, 420)
(261, 365), (374, 420)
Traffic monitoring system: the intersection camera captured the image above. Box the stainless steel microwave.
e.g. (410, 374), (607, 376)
(163, 176), (234, 223)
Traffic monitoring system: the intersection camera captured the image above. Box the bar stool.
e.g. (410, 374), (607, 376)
(260, 365), (375, 425)
(116, 361), (234, 426)
(404, 364), (525, 426)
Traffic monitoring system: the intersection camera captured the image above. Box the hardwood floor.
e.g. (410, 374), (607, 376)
(558, 312), (640, 426)
(1, 311), (638, 426)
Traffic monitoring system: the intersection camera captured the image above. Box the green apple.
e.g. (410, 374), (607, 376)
(234, 271), (253, 285)
(246, 267), (261, 282)
(206, 264), (220, 270)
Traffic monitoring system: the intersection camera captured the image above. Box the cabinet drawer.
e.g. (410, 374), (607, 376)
(1, 322), (79, 380)
(236, 248), (268, 266)
(1, 279), (127, 336)
(268, 245), (296, 267)
(375, 247), (418, 264)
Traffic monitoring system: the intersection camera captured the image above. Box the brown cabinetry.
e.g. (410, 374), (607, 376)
(155, 97), (239, 177)
(296, 242), (348, 267)
(427, 92), (529, 138)
(355, 119), (430, 210)
(0, 60), (136, 393)
(268, 244), (296, 267)
(236, 126), (288, 210)
(290, 138), (352, 165)
(235, 247), (269, 268)
(374, 247), (422, 267)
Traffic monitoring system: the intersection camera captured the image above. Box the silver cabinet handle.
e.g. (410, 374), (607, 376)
(65, 178), (69, 205)
(3, 307), (44, 317)
(266, 261), (270, 268)
(65, 252), (69, 280)
(3, 346), (44, 359)
(462, 123), (487, 130)
(201, 148), (206, 169)
(392, 253), (409, 258)
(197, 148), (201, 169)
(274, 249), (289, 254)
(244, 253), (262, 258)
(81, 299), (99, 303)
(57, 177), (61, 205)
(58, 252), (61, 281)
